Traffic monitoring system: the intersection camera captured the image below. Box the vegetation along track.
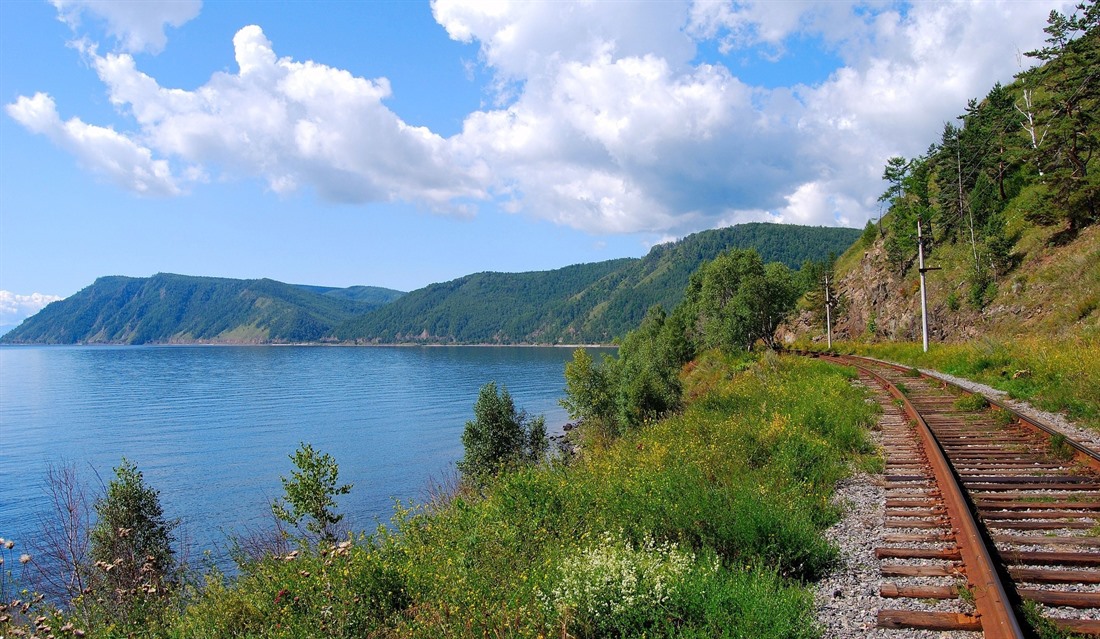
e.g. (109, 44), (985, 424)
(809, 352), (1100, 637)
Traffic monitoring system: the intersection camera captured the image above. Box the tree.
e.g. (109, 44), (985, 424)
(757, 262), (800, 348)
(1023, 2), (1100, 231)
(879, 156), (911, 209)
(458, 382), (548, 483)
(272, 443), (352, 544)
(561, 347), (616, 424)
(613, 306), (685, 428)
(88, 458), (178, 629)
(30, 462), (94, 606)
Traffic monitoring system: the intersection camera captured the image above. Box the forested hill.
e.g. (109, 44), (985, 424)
(4, 224), (859, 345)
(783, 6), (1099, 345)
(0, 274), (405, 345)
(335, 223), (861, 344)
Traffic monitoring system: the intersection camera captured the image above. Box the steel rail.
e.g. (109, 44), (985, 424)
(820, 354), (1026, 639)
(841, 353), (1100, 472)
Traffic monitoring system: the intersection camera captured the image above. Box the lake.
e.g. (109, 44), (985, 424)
(0, 345), (610, 564)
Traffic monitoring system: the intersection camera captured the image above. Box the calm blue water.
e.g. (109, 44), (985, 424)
(0, 345), (609, 563)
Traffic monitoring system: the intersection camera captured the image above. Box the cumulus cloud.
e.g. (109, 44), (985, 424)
(9, 0), (1078, 234)
(0, 291), (63, 326)
(51, 0), (202, 54)
(6, 92), (182, 195)
(441, 0), (1072, 232)
(9, 26), (485, 208)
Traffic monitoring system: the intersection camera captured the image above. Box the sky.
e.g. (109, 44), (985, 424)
(0, 0), (1076, 328)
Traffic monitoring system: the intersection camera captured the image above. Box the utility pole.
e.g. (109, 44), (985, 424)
(824, 274), (834, 350)
(916, 218), (941, 353)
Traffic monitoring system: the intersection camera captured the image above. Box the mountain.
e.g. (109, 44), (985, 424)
(335, 223), (862, 344)
(292, 285), (407, 306)
(3, 224), (861, 346)
(1, 273), (405, 345)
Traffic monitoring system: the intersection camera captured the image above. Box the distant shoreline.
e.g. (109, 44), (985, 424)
(0, 341), (618, 349)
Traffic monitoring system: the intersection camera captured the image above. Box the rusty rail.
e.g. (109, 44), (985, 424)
(820, 354), (1026, 639)
(844, 353), (1100, 473)
(801, 350), (1100, 636)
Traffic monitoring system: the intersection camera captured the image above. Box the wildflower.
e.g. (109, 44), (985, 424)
(4, 540), (13, 550)
(19, 553), (31, 564)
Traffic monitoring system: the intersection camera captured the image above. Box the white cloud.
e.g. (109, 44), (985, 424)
(6, 92), (182, 195)
(15, 25), (487, 209)
(51, 0), (202, 54)
(0, 291), (64, 326)
(436, 0), (1074, 233)
(9, 0), (1079, 235)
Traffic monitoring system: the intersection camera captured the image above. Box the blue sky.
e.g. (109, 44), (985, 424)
(0, 0), (1074, 327)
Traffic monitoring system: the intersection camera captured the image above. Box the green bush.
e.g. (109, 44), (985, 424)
(271, 443), (352, 544)
(87, 458), (180, 634)
(458, 382), (547, 484)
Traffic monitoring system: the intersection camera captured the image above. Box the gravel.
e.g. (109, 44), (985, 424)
(814, 382), (982, 639)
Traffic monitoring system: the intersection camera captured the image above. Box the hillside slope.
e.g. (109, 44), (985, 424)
(1, 274), (404, 345)
(782, 219), (1099, 345)
(336, 223), (861, 344)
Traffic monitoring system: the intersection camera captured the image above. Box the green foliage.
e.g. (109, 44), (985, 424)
(953, 393), (990, 411)
(0, 273), (404, 345)
(538, 531), (696, 637)
(968, 262), (996, 308)
(563, 248), (808, 436)
(334, 223), (860, 345)
(458, 382), (548, 484)
(613, 311), (684, 429)
(861, 219), (879, 247)
(175, 536), (410, 637)
(874, 14), (1098, 280)
(561, 348), (617, 424)
(88, 458), (179, 633)
(1022, 2), (1100, 232)
(683, 249), (799, 352)
(1049, 433), (1076, 460)
(272, 443), (353, 544)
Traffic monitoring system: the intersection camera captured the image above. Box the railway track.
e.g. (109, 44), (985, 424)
(811, 352), (1100, 638)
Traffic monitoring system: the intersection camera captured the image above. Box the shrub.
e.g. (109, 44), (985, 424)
(272, 443), (353, 544)
(458, 382), (548, 484)
(87, 458), (179, 632)
(539, 531), (695, 637)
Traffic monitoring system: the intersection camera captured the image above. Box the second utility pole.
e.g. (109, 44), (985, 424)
(918, 218), (929, 353)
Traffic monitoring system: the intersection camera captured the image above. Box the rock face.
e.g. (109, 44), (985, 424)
(778, 227), (1086, 345)
(782, 241), (928, 344)
(779, 222), (1100, 345)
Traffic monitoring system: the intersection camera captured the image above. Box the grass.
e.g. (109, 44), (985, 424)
(954, 393), (989, 412)
(796, 333), (1100, 432)
(4, 351), (879, 639)
(1049, 433), (1075, 461)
